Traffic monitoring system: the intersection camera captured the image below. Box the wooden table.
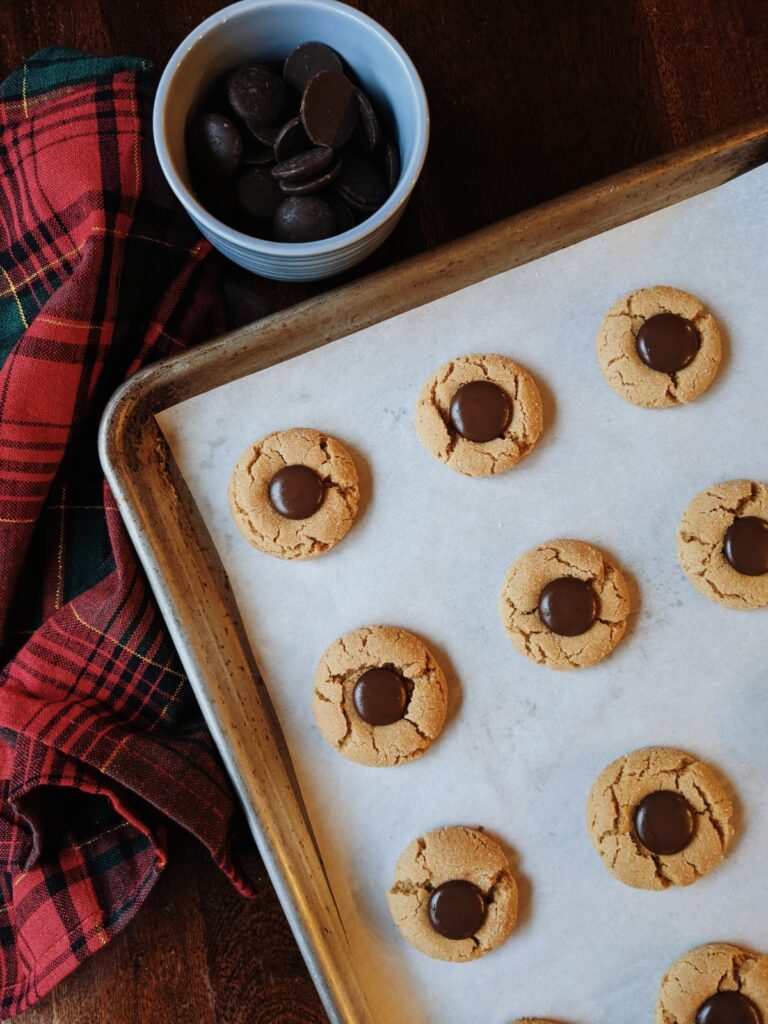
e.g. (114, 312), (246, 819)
(2, 1), (768, 1021)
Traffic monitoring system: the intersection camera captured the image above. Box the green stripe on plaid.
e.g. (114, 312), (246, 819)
(0, 49), (151, 105)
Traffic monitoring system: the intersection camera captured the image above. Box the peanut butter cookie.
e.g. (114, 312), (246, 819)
(415, 353), (543, 476)
(499, 539), (630, 670)
(677, 480), (768, 609)
(312, 626), (448, 767)
(587, 747), (734, 891)
(656, 943), (768, 1024)
(596, 285), (722, 408)
(229, 427), (359, 560)
(387, 826), (518, 961)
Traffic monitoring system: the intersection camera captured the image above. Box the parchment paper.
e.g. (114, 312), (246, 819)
(157, 162), (768, 1024)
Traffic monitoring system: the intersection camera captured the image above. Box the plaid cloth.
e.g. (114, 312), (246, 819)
(0, 49), (254, 1018)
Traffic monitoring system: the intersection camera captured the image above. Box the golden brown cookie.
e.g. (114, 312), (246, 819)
(228, 427), (359, 560)
(499, 539), (630, 671)
(656, 943), (768, 1024)
(596, 285), (722, 408)
(415, 353), (543, 477)
(312, 626), (448, 767)
(587, 747), (734, 891)
(387, 826), (518, 961)
(677, 480), (768, 609)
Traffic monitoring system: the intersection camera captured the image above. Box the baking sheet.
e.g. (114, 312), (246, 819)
(157, 162), (768, 1024)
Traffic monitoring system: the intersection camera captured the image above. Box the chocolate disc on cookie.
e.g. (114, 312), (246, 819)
(448, 380), (512, 443)
(353, 667), (408, 726)
(723, 516), (768, 576)
(634, 790), (696, 855)
(696, 992), (762, 1024)
(635, 312), (700, 373)
(268, 464), (325, 520)
(301, 69), (358, 148)
(537, 576), (597, 637)
(428, 880), (486, 940)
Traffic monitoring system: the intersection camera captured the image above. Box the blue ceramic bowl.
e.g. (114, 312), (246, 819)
(153, 0), (429, 281)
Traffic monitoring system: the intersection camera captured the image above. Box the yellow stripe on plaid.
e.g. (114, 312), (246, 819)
(0, 265), (29, 330)
(69, 603), (187, 679)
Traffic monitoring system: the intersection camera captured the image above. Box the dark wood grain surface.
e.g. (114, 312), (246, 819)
(2, 1), (768, 1021)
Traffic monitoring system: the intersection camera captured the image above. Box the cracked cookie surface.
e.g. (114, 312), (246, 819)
(415, 353), (544, 476)
(312, 626), (448, 767)
(656, 943), (768, 1023)
(499, 539), (630, 670)
(228, 428), (359, 560)
(587, 747), (734, 891)
(677, 480), (768, 609)
(387, 826), (518, 961)
(596, 285), (722, 408)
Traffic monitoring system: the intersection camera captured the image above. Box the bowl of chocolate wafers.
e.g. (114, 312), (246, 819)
(153, 0), (429, 280)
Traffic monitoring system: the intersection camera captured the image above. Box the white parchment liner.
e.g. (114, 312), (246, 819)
(157, 162), (768, 1024)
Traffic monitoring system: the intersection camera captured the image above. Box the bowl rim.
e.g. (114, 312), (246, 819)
(152, 0), (430, 258)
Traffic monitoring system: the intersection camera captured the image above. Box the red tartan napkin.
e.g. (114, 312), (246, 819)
(0, 49), (254, 1017)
